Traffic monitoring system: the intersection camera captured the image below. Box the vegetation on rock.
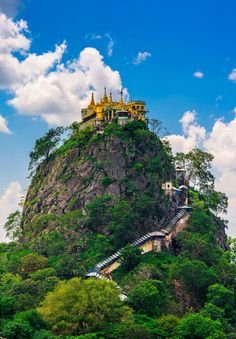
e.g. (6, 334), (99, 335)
(0, 121), (234, 338)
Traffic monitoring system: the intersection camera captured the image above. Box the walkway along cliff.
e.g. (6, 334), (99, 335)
(87, 206), (191, 280)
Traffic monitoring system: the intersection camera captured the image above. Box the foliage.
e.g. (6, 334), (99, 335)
(57, 126), (96, 155)
(122, 120), (147, 134)
(204, 191), (228, 215)
(172, 258), (218, 304)
(1, 319), (34, 339)
(100, 175), (114, 187)
(206, 283), (234, 316)
(4, 210), (22, 240)
(38, 278), (131, 335)
(149, 118), (167, 136)
(20, 253), (48, 277)
(174, 313), (226, 338)
(127, 280), (167, 316)
(85, 194), (111, 231)
(108, 200), (136, 247)
(120, 245), (142, 272)
(0, 121), (234, 338)
(176, 231), (221, 266)
(157, 314), (181, 336)
(29, 127), (64, 175)
(175, 149), (215, 193)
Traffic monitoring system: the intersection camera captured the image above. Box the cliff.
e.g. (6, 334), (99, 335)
(22, 122), (176, 239)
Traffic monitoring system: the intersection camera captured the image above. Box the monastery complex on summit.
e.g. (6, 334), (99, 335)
(81, 87), (147, 128)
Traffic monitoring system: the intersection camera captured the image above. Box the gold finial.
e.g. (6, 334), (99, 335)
(102, 85), (108, 104)
(109, 90), (113, 103)
(120, 88), (124, 103)
(89, 92), (95, 109)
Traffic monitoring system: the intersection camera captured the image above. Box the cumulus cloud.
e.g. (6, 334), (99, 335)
(0, 42), (66, 90)
(167, 110), (236, 235)
(168, 111), (206, 153)
(8, 47), (124, 125)
(133, 51), (151, 65)
(0, 13), (29, 54)
(0, 14), (125, 125)
(0, 114), (12, 133)
(0, 181), (23, 242)
(228, 69), (236, 81)
(193, 71), (204, 78)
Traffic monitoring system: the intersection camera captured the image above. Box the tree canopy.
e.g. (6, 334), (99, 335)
(38, 278), (131, 335)
(29, 127), (64, 175)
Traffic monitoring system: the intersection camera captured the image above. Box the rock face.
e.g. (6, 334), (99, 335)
(22, 126), (175, 232)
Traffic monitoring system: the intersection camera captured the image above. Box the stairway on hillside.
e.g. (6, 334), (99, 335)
(86, 208), (189, 280)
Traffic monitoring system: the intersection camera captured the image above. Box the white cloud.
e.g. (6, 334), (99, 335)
(0, 114), (12, 133)
(228, 69), (236, 81)
(167, 111), (236, 236)
(133, 51), (151, 65)
(0, 13), (29, 53)
(0, 42), (66, 90)
(8, 47), (124, 125)
(0, 15), (125, 125)
(0, 181), (23, 242)
(193, 71), (204, 79)
(168, 111), (206, 153)
(105, 33), (114, 57)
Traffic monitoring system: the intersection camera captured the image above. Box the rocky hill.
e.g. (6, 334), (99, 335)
(22, 122), (176, 238)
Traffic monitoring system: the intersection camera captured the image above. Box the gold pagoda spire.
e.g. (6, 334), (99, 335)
(109, 90), (113, 103)
(120, 88), (124, 103)
(88, 92), (95, 109)
(102, 86), (108, 104)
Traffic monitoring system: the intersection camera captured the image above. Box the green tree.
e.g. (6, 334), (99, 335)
(176, 232), (221, 266)
(175, 149), (214, 193)
(187, 203), (217, 234)
(174, 313), (226, 339)
(109, 200), (136, 247)
(157, 314), (181, 336)
(14, 309), (48, 332)
(0, 295), (16, 318)
(1, 319), (34, 339)
(206, 283), (234, 316)
(85, 195), (111, 231)
(204, 191), (228, 215)
(149, 118), (167, 136)
(29, 126), (64, 175)
(120, 245), (142, 272)
(200, 303), (225, 321)
(38, 278), (132, 335)
(20, 253), (48, 277)
(172, 259), (218, 304)
(128, 280), (167, 316)
(4, 210), (22, 240)
(54, 254), (85, 279)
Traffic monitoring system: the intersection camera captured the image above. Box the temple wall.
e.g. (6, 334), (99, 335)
(165, 214), (190, 243)
(101, 261), (120, 275)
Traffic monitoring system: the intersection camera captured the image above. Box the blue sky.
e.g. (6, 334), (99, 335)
(0, 0), (236, 238)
